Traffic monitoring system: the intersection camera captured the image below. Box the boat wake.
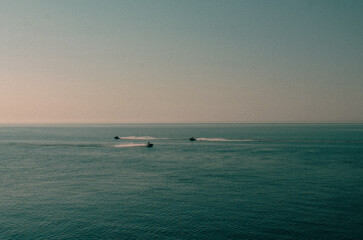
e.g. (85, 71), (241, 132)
(113, 143), (148, 148)
(117, 136), (168, 140)
(196, 138), (363, 143)
(196, 138), (254, 142)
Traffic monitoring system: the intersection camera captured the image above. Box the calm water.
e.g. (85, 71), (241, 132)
(0, 123), (362, 239)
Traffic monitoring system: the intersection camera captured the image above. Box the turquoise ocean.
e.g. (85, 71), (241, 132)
(0, 123), (362, 239)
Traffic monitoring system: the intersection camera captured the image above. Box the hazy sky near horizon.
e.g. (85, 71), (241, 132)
(1, 0), (362, 123)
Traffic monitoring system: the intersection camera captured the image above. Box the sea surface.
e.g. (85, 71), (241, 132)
(0, 123), (362, 239)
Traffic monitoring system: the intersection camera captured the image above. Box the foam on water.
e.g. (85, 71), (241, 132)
(113, 143), (148, 148)
(118, 136), (168, 140)
(0, 123), (362, 239)
(196, 137), (253, 142)
(195, 138), (363, 143)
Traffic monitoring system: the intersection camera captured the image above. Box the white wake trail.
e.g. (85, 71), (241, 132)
(113, 143), (147, 148)
(118, 136), (168, 140)
(196, 138), (253, 142)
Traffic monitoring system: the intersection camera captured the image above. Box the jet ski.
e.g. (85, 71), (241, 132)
(146, 142), (153, 147)
(114, 136), (120, 139)
(189, 137), (196, 141)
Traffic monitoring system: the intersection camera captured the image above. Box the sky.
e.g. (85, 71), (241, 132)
(0, 0), (362, 123)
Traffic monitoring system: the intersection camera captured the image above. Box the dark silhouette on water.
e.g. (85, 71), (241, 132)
(146, 142), (153, 147)
(189, 137), (196, 141)
(114, 136), (120, 139)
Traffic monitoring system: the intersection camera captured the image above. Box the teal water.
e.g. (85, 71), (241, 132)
(0, 123), (362, 239)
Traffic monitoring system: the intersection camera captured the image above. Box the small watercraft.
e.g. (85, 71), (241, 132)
(189, 137), (196, 141)
(114, 136), (120, 139)
(146, 142), (153, 147)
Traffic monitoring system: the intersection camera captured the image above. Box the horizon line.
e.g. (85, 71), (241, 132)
(0, 121), (362, 125)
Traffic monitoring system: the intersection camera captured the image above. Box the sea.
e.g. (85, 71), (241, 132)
(0, 123), (362, 239)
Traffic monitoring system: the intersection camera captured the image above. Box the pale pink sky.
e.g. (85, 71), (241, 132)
(1, 1), (362, 123)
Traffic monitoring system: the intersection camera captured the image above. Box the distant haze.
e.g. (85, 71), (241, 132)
(1, 0), (362, 123)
